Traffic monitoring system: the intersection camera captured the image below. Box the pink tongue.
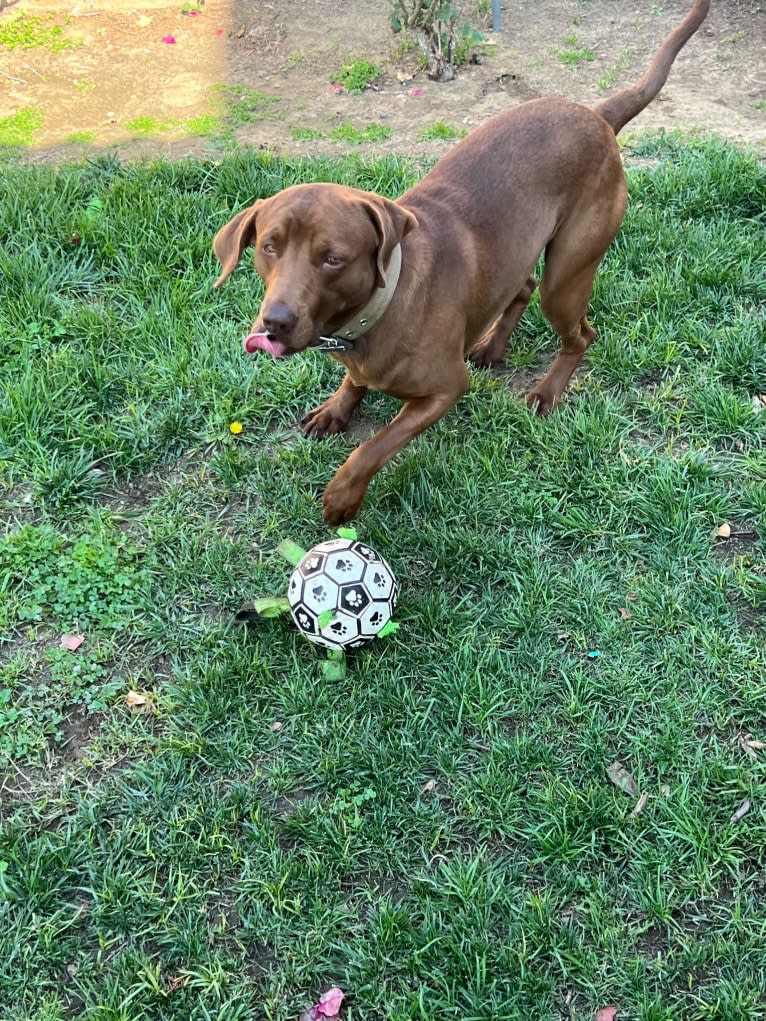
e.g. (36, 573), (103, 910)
(243, 332), (291, 357)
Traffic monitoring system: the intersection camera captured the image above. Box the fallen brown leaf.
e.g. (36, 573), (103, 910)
(738, 733), (765, 760)
(271, 721), (283, 732)
(421, 779), (437, 794)
(730, 799), (751, 824)
(714, 522), (731, 539)
(60, 633), (85, 651)
(607, 760), (639, 797)
(126, 690), (147, 707)
(629, 792), (649, 817)
(617, 607), (630, 619)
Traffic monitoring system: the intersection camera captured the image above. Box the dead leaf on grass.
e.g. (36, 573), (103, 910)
(629, 792), (649, 817)
(607, 760), (639, 797)
(738, 733), (765, 760)
(299, 987), (345, 1021)
(60, 633), (85, 651)
(617, 607), (630, 619)
(126, 690), (155, 713)
(714, 522), (731, 539)
(421, 779), (437, 794)
(271, 720), (283, 732)
(730, 799), (751, 825)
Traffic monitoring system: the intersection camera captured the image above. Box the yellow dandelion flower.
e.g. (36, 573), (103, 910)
(229, 421), (243, 435)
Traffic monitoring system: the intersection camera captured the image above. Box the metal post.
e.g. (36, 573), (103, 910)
(492, 0), (501, 32)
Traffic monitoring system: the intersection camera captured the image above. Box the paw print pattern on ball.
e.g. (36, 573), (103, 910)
(287, 538), (398, 650)
(340, 585), (370, 614)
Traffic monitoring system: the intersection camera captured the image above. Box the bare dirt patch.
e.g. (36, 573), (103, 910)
(1, 0), (764, 163)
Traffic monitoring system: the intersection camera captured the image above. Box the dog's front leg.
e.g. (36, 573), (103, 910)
(322, 388), (465, 524)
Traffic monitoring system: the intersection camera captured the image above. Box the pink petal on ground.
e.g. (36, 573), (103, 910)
(214, 27), (224, 35)
(595, 1008), (618, 1021)
(316, 988), (345, 1016)
(161, 34), (176, 44)
(411, 87), (424, 96)
(60, 633), (85, 651)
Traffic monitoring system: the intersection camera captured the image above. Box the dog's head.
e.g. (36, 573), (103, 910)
(213, 183), (417, 357)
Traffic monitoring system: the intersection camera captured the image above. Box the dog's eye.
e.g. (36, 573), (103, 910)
(324, 254), (342, 267)
(262, 241), (276, 256)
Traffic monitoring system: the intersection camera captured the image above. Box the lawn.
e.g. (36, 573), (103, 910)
(1, 134), (765, 1021)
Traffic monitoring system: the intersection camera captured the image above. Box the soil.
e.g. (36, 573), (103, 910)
(1, 0), (764, 163)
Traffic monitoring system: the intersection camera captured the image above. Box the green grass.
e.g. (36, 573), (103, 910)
(0, 107), (44, 148)
(0, 13), (75, 52)
(597, 47), (633, 91)
(418, 121), (468, 142)
(182, 112), (223, 137)
(556, 35), (597, 67)
(64, 130), (96, 145)
(1, 134), (765, 1020)
(124, 115), (176, 137)
(213, 84), (281, 128)
(330, 121), (392, 144)
(292, 126), (327, 141)
(335, 60), (382, 93)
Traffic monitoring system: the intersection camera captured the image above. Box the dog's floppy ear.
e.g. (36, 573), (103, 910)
(212, 201), (263, 288)
(360, 194), (418, 288)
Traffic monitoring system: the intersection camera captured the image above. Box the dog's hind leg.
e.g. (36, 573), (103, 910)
(528, 183), (626, 415)
(468, 275), (537, 367)
(527, 255), (602, 416)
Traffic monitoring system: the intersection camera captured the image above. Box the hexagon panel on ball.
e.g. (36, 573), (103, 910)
(287, 539), (397, 651)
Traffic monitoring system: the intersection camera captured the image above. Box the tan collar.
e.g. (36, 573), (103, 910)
(317, 243), (402, 353)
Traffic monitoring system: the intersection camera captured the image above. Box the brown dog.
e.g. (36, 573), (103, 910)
(213, 0), (710, 525)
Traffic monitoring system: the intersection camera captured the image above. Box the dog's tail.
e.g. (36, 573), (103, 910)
(593, 0), (710, 135)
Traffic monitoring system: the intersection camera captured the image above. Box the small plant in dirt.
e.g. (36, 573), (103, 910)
(0, 13), (76, 52)
(213, 84), (281, 128)
(64, 130), (96, 144)
(330, 121), (392, 145)
(335, 60), (382, 93)
(292, 126), (326, 141)
(556, 35), (596, 68)
(597, 47), (632, 91)
(125, 115), (176, 137)
(0, 108), (43, 148)
(419, 120), (468, 141)
(389, 1), (485, 82)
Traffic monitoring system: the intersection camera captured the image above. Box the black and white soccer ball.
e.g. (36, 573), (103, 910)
(287, 538), (397, 650)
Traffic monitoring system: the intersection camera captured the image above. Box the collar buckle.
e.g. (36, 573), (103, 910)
(317, 335), (355, 353)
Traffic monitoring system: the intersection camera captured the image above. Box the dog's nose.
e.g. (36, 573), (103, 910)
(262, 303), (298, 336)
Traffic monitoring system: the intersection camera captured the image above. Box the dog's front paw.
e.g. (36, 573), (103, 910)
(301, 401), (350, 439)
(322, 474), (367, 525)
(526, 385), (559, 417)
